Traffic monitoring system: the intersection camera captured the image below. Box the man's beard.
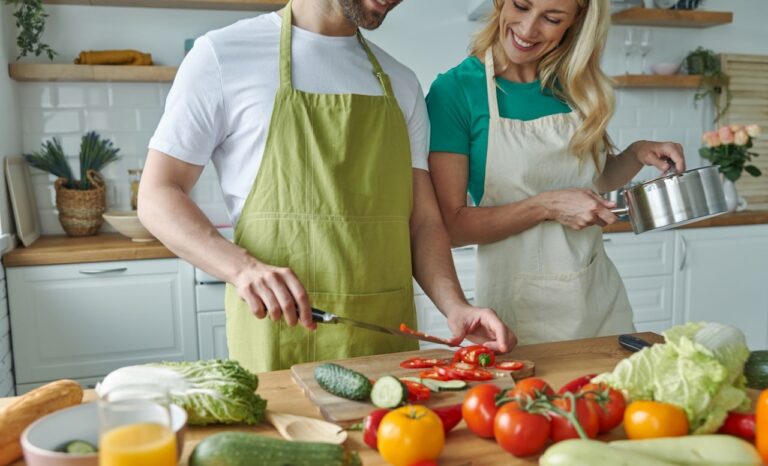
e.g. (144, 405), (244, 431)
(337, 0), (398, 30)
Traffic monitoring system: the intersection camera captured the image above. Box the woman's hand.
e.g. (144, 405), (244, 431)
(538, 188), (617, 230)
(444, 304), (517, 354)
(629, 140), (686, 173)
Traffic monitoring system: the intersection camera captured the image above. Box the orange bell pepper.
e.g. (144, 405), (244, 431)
(757, 389), (768, 464)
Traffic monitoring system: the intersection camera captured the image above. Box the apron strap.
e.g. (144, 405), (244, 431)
(356, 31), (393, 98)
(279, 0), (294, 89)
(484, 48), (500, 119)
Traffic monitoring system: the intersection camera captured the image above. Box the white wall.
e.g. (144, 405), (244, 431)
(5, 0), (768, 232)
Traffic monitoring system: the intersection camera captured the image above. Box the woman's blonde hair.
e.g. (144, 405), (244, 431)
(470, 0), (616, 168)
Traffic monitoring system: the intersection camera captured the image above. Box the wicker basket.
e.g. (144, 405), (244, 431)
(54, 170), (106, 236)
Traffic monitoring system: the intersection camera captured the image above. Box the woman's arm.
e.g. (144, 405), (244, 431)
(596, 140), (686, 193)
(429, 152), (616, 246)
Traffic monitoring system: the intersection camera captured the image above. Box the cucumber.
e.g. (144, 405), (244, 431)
(371, 375), (407, 408)
(189, 432), (361, 466)
(400, 376), (467, 392)
(610, 435), (762, 466)
(57, 440), (98, 454)
(314, 363), (372, 401)
(744, 350), (768, 389)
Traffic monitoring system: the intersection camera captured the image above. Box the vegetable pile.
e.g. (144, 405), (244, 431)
(97, 359), (267, 426)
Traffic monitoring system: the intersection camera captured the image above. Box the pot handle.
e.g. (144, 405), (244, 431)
(611, 207), (629, 216)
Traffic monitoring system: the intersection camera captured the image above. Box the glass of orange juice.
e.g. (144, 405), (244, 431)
(98, 384), (177, 466)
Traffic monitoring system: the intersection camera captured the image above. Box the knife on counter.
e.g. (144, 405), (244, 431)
(618, 334), (653, 352)
(311, 308), (459, 347)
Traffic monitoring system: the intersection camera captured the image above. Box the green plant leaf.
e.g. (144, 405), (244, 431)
(722, 167), (741, 182)
(4, 0), (57, 60)
(79, 131), (120, 189)
(23, 138), (76, 188)
(745, 165), (762, 177)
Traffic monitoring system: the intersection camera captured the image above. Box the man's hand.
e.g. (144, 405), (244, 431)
(233, 261), (315, 330)
(444, 304), (517, 353)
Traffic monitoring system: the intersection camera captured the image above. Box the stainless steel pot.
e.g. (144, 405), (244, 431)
(612, 166), (728, 234)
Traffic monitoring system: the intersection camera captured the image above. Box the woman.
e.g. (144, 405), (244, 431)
(426, 0), (685, 345)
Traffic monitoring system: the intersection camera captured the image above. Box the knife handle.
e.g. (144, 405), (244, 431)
(311, 308), (333, 323)
(618, 334), (651, 352)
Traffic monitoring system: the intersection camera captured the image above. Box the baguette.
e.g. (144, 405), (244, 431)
(0, 379), (83, 466)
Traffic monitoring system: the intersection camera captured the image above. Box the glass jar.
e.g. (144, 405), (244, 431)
(128, 169), (142, 210)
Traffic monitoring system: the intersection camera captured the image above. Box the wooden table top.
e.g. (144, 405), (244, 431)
(3, 333), (669, 466)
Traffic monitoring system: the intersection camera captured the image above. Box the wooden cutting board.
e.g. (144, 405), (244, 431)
(291, 348), (534, 423)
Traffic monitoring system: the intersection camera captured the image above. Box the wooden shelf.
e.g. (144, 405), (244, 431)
(612, 74), (703, 88)
(42, 0), (286, 11)
(9, 63), (177, 82)
(612, 7), (732, 28)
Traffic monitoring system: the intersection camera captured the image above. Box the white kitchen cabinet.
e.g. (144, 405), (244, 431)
(673, 224), (768, 350)
(197, 311), (228, 360)
(7, 258), (198, 392)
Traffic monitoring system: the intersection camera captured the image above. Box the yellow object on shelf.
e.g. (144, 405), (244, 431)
(75, 50), (153, 66)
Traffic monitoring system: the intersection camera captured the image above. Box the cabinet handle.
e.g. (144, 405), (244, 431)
(78, 267), (128, 275)
(679, 236), (688, 271)
(603, 238), (612, 242)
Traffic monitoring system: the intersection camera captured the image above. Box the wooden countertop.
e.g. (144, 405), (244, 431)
(5, 209), (768, 267)
(3, 333), (667, 466)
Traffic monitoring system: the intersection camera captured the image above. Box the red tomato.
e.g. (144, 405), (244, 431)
(493, 403), (551, 457)
(549, 396), (600, 442)
(453, 345), (496, 367)
(508, 377), (555, 402)
(462, 384), (502, 438)
(580, 382), (626, 433)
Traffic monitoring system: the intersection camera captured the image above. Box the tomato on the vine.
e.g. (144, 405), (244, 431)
(623, 400), (688, 440)
(462, 383), (502, 438)
(493, 402), (551, 457)
(377, 405), (444, 466)
(580, 382), (626, 433)
(508, 377), (554, 401)
(549, 396), (600, 442)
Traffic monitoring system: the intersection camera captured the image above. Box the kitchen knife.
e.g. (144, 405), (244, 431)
(618, 334), (652, 352)
(311, 308), (459, 347)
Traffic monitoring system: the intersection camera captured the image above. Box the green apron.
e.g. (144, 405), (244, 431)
(225, 1), (418, 373)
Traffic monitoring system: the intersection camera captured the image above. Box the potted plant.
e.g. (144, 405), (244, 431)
(700, 124), (762, 211)
(24, 132), (120, 236)
(3, 0), (56, 59)
(684, 47), (730, 123)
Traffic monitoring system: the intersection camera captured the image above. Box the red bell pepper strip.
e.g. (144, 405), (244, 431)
(419, 369), (455, 381)
(453, 344), (496, 367)
(433, 403), (463, 434)
(361, 408), (390, 450)
(718, 412), (756, 441)
(557, 373), (598, 395)
(495, 361), (524, 371)
(401, 379), (431, 402)
(399, 357), (449, 369)
(436, 362), (494, 381)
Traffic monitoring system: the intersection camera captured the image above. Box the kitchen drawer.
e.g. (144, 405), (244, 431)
(8, 258), (198, 384)
(198, 311), (228, 360)
(196, 283), (226, 312)
(16, 375), (104, 395)
(625, 275), (674, 323)
(603, 231), (674, 278)
(414, 246), (476, 295)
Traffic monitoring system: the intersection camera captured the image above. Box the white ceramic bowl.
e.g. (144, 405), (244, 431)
(102, 211), (156, 242)
(651, 62), (681, 75)
(21, 402), (187, 466)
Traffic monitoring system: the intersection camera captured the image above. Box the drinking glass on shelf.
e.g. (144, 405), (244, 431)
(638, 28), (652, 74)
(98, 384), (177, 466)
(623, 28), (637, 75)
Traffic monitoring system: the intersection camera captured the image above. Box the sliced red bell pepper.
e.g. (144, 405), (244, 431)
(433, 403), (463, 434)
(453, 344), (496, 367)
(419, 369), (455, 381)
(436, 362), (494, 381)
(557, 373), (597, 395)
(401, 379), (431, 402)
(495, 360), (524, 371)
(717, 412), (756, 441)
(399, 357), (449, 369)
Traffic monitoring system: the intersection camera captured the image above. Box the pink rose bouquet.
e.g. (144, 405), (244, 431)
(700, 124), (762, 182)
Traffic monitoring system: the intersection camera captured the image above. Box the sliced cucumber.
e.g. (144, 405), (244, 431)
(371, 375), (407, 408)
(398, 376), (467, 392)
(57, 440), (98, 454)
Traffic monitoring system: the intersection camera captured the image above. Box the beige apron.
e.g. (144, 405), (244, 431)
(224, 2), (418, 373)
(475, 49), (635, 346)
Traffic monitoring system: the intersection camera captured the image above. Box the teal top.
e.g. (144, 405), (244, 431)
(426, 56), (572, 205)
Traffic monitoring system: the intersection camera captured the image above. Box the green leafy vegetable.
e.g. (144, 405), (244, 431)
(96, 359), (267, 426)
(593, 322), (751, 434)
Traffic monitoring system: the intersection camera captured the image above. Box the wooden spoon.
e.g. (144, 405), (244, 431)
(265, 410), (347, 444)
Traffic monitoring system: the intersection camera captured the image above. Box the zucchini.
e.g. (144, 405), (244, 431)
(189, 432), (361, 466)
(610, 435), (762, 466)
(314, 363), (372, 401)
(371, 375), (407, 408)
(744, 350), (768, 389)
(540, 439), (677, 466)
(400, 376), (467, 392)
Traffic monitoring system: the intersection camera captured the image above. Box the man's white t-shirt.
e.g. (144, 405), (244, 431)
(149, 12), (429, 225)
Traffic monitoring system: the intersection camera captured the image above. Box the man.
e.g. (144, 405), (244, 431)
(138, 0), (516, 373)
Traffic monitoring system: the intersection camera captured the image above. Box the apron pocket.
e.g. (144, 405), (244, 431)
(309, 287), (419, 362)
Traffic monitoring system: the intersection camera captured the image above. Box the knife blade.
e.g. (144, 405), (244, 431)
(311, 308), (458, 347)
(618, 334), (652, 352)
